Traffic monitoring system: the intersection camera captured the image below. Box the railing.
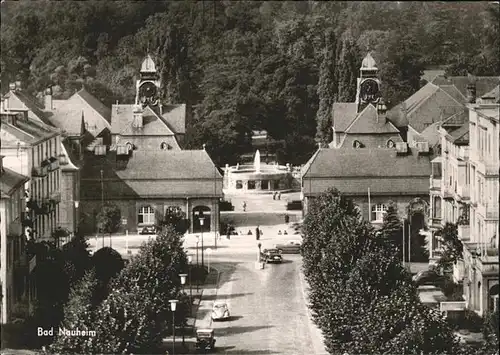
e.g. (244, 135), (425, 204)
(48, 157), (59, 171)
(430, 217), (443, 227)
(49, 191), (61, 203)
(457, 225), (470, 241)
(430, 177), (441, 190)
(485, 163), (498, 176)
(31, 165), (48, 177)
(443, 184), (454, 199)
(485, 204), (499, 219)
(456, 185), (470, 200)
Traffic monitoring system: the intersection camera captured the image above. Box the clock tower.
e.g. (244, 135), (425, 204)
(135, 54), (161, 107)
(356, 52), (381, 113)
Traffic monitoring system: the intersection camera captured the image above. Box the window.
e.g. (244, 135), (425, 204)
(235, 180), (243, 189)
(248, 180), (256, 189)
(353, 140), (362, 148)
(371, 204), (387, 222)
(138, 206), (155, 225)
(160, 142), (172, 150)
(387, 140), (395, 148)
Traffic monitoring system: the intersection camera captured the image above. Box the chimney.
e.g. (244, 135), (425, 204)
(15, 81), (22, 90)
(466, 83), (477, 103)
(377, 100), (387, 123)
(132, 105), (143, 128)
(44, 87), (53, 110)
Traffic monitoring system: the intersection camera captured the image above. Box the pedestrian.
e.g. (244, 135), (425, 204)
(243, 201), (247, 212)
(284, 213), (290, 224)
(256, 226), (260, 240)
(284, 230), (288, 235)
(278, 191), (281, 200)
(272, 191), (276, 200)
(248, 229), (252, 235)
(278, 230), (282, 235)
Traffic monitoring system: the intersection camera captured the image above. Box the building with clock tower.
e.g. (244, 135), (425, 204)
(330, 52), (404, 149)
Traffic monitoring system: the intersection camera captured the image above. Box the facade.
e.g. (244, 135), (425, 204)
(301, 147), (431, 230)
(110, 55), (187, 152)
(0, 108), (63, 241)
(330, 53), (404, 149)
(79, 149), (223, 235)
(0, 156), (32, 323)
(429, 85), (499, 316)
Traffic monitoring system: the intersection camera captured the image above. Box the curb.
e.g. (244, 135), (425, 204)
(298, 266), (328, 355)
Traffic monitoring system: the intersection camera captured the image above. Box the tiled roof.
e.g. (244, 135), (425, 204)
(418, 122), (442, 146)
(50, 89), (111, 137)
(432, 75), (500, 99)
(4, 90), (53, 126)
(80, 150), (223, 199)
(0, 167), (29, 197)
(421, 69), (445, 83)
(302, 148), (432, 178)
(301, 148), (432, 196)
(405, 83), (440, 113)
(76, 88), (111, 122)
(1, 116), (59, 145)
(442, 110), (468, 127)
(480, 85), (499, 102)
(344, 104), (400, 134)
(439, 85), (466, 104)
(332, 103), (358, 132)
(448, 123), (469, 144)
(111, 104), (184, 136)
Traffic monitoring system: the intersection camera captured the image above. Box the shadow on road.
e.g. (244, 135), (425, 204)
(214, 325), (273, 336)
(203, 292), (253, 301)
(215, 348), (280, 354)
(274, 259), (294, 264)
(186, 245), (231, 250)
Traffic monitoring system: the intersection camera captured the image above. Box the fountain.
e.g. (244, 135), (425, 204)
(223, 150), (294, 194)
(254, 150), (261, 173)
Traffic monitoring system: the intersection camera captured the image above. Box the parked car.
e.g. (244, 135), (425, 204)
(211, 301), (230, 321)
(286, 200), (303, 210)
(261, 248), (283, 263)
(412, 269), (446, 287)
(274, 240), (302, 254)
(195, 328), (216, 352)
(139, 225), (156, 235)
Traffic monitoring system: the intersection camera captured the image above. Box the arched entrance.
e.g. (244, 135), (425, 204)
(193, 206), (211, 233)
(407, 198), (429, 262)
(489, 283), (499, 312)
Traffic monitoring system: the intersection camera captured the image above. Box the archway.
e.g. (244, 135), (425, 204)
(489, 284), (499, 312)
(193, 206), (211, 233)
(407, 198), (429, 262)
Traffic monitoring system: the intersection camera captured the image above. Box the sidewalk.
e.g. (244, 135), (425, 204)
(161, 267), (221, 354)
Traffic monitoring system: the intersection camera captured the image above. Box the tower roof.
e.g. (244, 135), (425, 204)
(141, 54), (157, 73)
(361, 52), (377, 70)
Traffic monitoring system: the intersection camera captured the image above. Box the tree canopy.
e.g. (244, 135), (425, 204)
(1, 1), (497, 164)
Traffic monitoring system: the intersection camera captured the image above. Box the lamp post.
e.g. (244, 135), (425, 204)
(207, 248), (212, 272)
(169, 299), (179, 355)
(200, 217), (205, 268)
(187, 256), (193, 308)
(195, 236), (200, 266)
(74, 200), (79, 243)
(179, 274), (187, 346)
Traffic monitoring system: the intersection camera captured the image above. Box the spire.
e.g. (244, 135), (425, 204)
(141, 54), (156, 73)
(361, 52), (377, 70)
(80, 110), (86, 136)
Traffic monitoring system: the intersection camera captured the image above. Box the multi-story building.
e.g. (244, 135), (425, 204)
(0, 105), (63, 241)
(429, 84), (499, 316)
(0, 155), (33, 323)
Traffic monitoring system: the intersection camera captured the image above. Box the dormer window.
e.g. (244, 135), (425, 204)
(353, 140), (363, 148)
(387, 140), (395, 148)
(126, 142), (133, 151)
(160, 142), (172, 150)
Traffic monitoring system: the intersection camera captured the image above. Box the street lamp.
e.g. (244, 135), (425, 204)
(195, 236), (200, 266)
(74, 200), (79, 241)
(169, 299), (179, 355)
(187, 256), (193, 308)
(207, 248), (212, 272)
(179, 274), (187, 346)
(200, 217), (205, 268)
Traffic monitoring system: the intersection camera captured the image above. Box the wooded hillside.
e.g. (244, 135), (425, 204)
(1, 1), (498, 165)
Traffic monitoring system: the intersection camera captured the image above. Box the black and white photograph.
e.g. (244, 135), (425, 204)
(0, 1), (499, 354)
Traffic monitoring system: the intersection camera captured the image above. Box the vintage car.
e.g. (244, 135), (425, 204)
(261, 248), (283, 263)
(139, 225), (156, 235)
(211, 301), (230, 321)
(274, 240), (302, 254)
(195, 328), (216, 352)
(412, 269), (446, 287)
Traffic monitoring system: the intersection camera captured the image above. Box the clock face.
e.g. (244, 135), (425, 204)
(360, 79), (380, 103)
(139, 82), (158, 105)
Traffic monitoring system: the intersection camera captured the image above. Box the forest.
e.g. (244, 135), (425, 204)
(1, 1), (498, 165)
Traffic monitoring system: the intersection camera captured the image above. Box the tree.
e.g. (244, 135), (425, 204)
(160, 205), (189, 234)
(61, 233), (92, 288)
(96, 203), (121, 238)
(380, 202), (403, 256)
(50, 270), (101, 353)
(435, 222), (463, 273)
(92, 246), (125, 304)
(335, 33), (360, 102)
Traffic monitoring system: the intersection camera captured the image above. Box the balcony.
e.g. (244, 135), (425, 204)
(49, 191), (61, 203)
(464, 242), (499, 276)
(31, 165), (48, 177)
(430, 217), (443, 229)
(430, 177), (441, 191)
(457, 149), (469, 161)
(456, 185), (470, 200)
(457, 224), (470, 241)
(485, 163), (498, 176)
(48, 157), (59, 171)
(443, 185), (454, 199)
(485, 204), (499, 219)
